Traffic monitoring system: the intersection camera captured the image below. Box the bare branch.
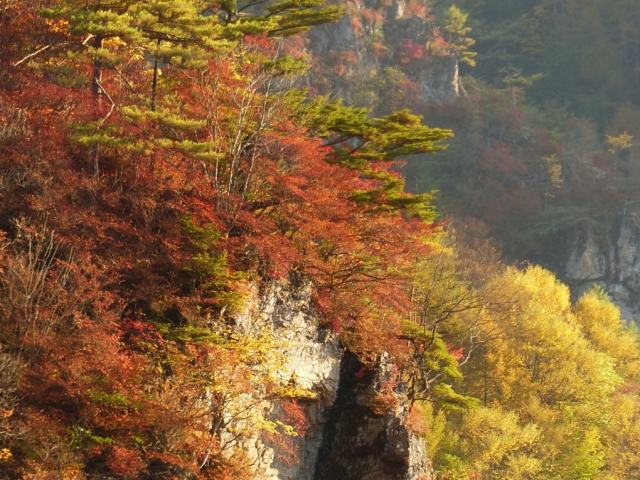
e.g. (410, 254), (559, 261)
(94, 80), (116, 129)
(114, 67), (142, 95)
(13, 45), (53, 66)
(13, 35), (92, 67)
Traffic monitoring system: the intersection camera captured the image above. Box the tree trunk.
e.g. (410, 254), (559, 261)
(91, 35), (104, 96)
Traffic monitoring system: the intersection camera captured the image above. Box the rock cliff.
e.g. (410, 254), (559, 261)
(233, 280), (342, 480)
(306, 0), (461, 107)
(233, 280), (432, 480)
(542, 215), (640, 323)
(315, 352), (434, 480)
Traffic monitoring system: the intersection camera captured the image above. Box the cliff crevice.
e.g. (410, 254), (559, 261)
(233, 281), (432, 480)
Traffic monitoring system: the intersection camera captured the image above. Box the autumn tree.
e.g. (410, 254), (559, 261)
(0, 0), (460, 476)
(428, 266), (640, 479)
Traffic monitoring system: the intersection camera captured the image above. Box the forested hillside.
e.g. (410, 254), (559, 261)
(447, 0), (640, 123)
(1, 1), (640, 479)
(403, 0), (640, 264)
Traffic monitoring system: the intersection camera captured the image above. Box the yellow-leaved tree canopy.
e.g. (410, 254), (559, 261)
(413, 260), (640, 479)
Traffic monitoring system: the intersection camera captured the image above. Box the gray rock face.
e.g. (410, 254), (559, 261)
(234, 280), (342, 480)
(315, 352), (434, 480)
(564, 227), (607, 281)
(231, 280), (432, 479)
(553, 217), (640, 323)
(615, 221), (640, 291)
(307, 0), (460, 105)
(415, 58), (460, 104)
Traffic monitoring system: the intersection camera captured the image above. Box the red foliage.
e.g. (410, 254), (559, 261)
(281, 400), (308, 438)
(282, 34), (308, 59)
(361, 8), (384, 24)
(397, 39), (426, 63)
(120, 318), (164, 350)
(592, 153), (613, 173)
(428, 36), (450, 57)
(447, 345), (465, 362)
(327, 49), (358, 75)
(0, 7), (439, 476)
(371, 40), (389, 59)
(479, 141), (528, 175)
(262, 399), (310, 466)
(105, 446), (146, 477)
(405, 1), (436, 20)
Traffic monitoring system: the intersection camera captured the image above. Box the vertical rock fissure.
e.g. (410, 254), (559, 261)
(314, 352), (433, 480)
(313, 350), (364, 480)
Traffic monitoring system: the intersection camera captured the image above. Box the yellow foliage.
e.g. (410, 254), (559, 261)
(439, 266), (638, 477)
(574, 289), (640, 381)
(44, 18), (70, 34)
(606, 131), (633, 154)
(458, 407), (543, 479)
(0, 448), (11, 462)
(543, 154), (562, 199)
(103, 36), (128, 48)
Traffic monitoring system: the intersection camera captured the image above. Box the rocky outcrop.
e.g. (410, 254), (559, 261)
(234, 280), (342, 480)
(220, 5), (456, 476)
(307, 0), (460, 106)
(233, 281), (432, 480)
(564, 226), (607, 282)
(315, 352), (434, 480)
(545, 216), (640, 323)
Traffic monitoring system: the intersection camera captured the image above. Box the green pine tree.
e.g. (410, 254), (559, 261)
(45, 0), (344, 96)
(443, 5), (477, 67)
(301, 98), (453, 220)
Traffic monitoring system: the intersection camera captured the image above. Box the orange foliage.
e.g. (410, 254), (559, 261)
(0, 5), (439, 476)
(406, 404), (429, 436)
(405, 0), (436, 20)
